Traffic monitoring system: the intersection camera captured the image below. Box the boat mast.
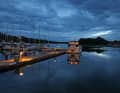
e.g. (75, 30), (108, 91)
(39, 25), (41, 47)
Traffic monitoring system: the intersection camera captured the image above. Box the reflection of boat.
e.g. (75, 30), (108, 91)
(67, 53), (79, 64)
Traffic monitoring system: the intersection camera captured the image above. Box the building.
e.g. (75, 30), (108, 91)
(67, 41), (80, 53)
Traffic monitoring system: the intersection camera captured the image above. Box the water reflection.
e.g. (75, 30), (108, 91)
(15, 67), (24, 76)
(53, 57), (57, 62)
(67, 53), (79, 64)
(82, 46), (105, 53)
(91, 52), (110, 59)
(0, 47), (120, 93)
(82, 47), (110, 59)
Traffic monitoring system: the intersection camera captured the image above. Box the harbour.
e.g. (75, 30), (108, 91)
(0, 30), (81, 72)
(0, 0), (120, 92)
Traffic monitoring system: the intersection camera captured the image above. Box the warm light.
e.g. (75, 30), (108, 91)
(20, 57), (33, 62)
(20, 51), (24, 56)
(68, 61), (79, 64)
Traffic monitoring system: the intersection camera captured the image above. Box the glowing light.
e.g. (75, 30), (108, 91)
(19, 72), (24, 76)
(20, 57), (33, 62)
(68, 61), (79, 64)
(20, 51), (24, 57)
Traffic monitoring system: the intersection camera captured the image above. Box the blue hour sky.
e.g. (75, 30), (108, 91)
(0, 0), (120, 41)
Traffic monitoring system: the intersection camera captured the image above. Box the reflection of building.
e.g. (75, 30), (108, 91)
(67, 41), (80, 53)
(67, 53), (79, 64)
(15, 68), (24, 76)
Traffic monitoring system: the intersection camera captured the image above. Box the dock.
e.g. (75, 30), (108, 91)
(0, 49), (66, 72)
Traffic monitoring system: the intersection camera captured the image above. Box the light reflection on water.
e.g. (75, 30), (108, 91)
(89, 52), (110, 59)
(0, 47), (120, 93)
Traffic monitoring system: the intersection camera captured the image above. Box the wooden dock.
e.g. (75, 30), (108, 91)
(0, 49), (66, 72)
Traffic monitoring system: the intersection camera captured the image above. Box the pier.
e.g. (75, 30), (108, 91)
(0, 48), (66, 71)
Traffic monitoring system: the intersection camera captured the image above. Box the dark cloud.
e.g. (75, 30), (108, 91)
(0, 0), (119, 41)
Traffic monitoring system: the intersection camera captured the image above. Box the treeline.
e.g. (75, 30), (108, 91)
(0, 32), (67, 44)
(79, 37), (120, 46)
(111, 40), (120, 45)
(79, 37), (109, 45)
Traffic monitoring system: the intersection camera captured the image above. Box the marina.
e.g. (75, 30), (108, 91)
(0, 39), (81, 72)
(0, 0), (120, 92)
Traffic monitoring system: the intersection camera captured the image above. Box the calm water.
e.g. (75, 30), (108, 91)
(0, 47), (120, 93)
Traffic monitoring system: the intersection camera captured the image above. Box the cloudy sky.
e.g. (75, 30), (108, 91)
(0, 0), (120, 41)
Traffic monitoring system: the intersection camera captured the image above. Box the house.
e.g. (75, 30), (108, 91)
(67, 41), (80, 53)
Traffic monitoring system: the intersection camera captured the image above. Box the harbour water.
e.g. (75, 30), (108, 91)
(0, 46), (120, 93)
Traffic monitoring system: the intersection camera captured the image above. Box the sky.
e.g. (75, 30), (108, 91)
(0, 0), (120, 41)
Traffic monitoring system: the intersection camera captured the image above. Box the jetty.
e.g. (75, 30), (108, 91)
(0, 48), (66, 71)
